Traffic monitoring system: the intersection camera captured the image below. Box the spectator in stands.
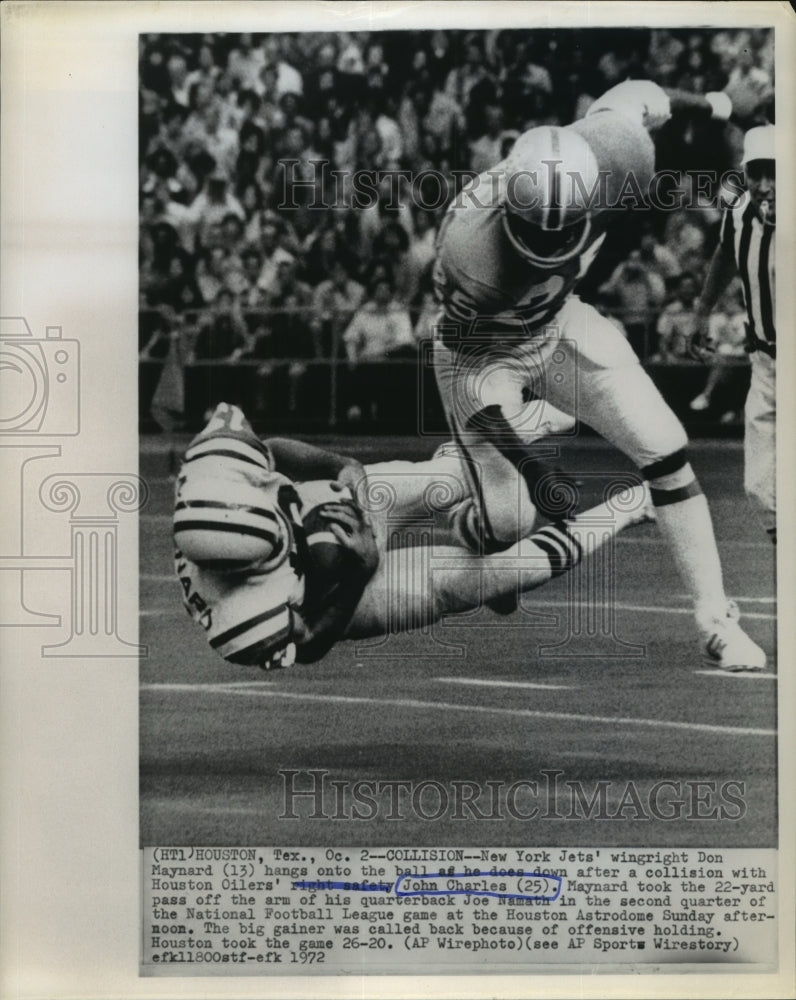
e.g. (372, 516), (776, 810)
(159, 250), (204, 314)
(651, 273), (700, 363)
(639, 228), (682, 283)
(196, 245), (235, 304)
(723, 45), (774, 121)
(343, 277), (414, 421)
(407, 209), (437, 279)
(598, 249), (666, 358)
(444, 33), (497, 139)
(190, 288), (251, 361)
(470, 104), (505, 174)
(227, 33), (265, 92)
(263, 258), (316, 356)
(312, 260), (365, 357)
(186, 172), (246, 249)
(259, 35), (304, 98)
(256, 217), (296, 297)
(167, 51), (192, 107)
(239, 248), (267, 309)
(372, 220), (418, 305)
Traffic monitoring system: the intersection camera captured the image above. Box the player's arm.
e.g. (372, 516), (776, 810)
(587, 80), (732, 133)
(266, 438), (366, 494)
(689, 213), (738, 361)
(291, 503), (380, 663)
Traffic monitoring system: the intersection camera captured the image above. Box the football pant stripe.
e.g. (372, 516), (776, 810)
(210, 604), (290, 652)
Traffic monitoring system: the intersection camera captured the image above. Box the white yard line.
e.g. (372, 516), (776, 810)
(140, 683), (775, 737)
(524, 599), (774, 621)
(434, 678), (574, 691)
(693, 669), (776, 680)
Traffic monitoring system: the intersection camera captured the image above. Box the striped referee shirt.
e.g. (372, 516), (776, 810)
(721, 191), (776, 353)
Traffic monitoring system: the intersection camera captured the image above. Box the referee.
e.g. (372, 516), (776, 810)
(692, 125), (776, 543)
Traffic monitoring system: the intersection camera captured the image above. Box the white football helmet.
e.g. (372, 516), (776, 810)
(500, 126), (601, 269)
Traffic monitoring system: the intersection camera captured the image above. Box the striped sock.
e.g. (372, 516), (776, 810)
(530, 521), (584, 577)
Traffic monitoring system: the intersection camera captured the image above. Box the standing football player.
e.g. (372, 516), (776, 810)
(431, 79), (765, 671)
(690, 125), (776, 544)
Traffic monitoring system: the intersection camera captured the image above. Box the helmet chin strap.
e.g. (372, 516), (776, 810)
(500, 203), (593, 268)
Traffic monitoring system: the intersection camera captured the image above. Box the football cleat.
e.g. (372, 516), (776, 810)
(700, 603), (766, 672)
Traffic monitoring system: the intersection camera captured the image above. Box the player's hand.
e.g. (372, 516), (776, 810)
(336, 461), (367, 500)
(687, 316), (715, 363)
(320, 503), (380, 575)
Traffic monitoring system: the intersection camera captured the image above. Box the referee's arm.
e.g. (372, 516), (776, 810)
(696, 236), (737, 322)
(690, 221), (738, 360)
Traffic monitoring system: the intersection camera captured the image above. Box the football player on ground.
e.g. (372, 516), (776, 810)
(174, 404), (652, 670)
(690, 125), (776, 544)
(431, 79), (765, 671)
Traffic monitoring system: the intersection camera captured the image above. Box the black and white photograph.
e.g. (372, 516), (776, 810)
(140, 24), (777, 839)
(2, 1), (795, 996)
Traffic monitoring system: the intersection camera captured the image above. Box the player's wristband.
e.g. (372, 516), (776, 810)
(706, 91), (733, 121)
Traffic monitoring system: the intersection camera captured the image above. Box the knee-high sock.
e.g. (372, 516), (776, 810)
(643, 450), (726, 624)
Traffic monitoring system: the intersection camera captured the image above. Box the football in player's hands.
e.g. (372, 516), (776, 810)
(320, 506), (379, 574)
(300, 481), (378, 603)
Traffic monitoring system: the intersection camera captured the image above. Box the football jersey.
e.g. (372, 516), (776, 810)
(173, 406), (308, 670)
(434, 106), (658, 342)
(720, 191), (775, 349)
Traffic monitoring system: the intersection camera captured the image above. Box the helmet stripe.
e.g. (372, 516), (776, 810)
(546, 128), (563, 231)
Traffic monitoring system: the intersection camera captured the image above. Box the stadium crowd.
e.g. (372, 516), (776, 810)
(138, 27), (774, 430)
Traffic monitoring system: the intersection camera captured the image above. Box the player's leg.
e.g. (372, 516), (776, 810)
(362, 452), (563, 551)
(345, 486), (652, 638)
(432, 335), (575, 551)
(545, 297), (765, 671)
(743, 353), (776, 543)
